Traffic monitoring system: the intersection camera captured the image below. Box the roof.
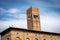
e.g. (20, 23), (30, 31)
(0, 27), (60, 36)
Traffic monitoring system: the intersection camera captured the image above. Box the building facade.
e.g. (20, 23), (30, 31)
(0, 7), (60, 40)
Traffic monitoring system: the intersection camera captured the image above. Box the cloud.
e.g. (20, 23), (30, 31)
(0, 8), (20, 14)
(0, 7), (27, 32)
(0, 8), (7, 14)
(0, 19), (27, 32)
(23, 0), (60, 12)
(0, 7), (26, 21)
(7, 8), (20, 13)
(41, 12), (60, 33)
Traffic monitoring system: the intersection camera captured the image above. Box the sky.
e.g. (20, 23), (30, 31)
(0, 0), (60, 33)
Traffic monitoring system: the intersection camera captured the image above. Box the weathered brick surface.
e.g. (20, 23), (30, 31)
(2, 30), (60, 40)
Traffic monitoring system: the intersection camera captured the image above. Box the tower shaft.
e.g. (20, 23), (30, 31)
(27, 7), (41, 31)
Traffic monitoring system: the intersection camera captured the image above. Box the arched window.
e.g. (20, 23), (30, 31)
(44, 39), (46, 40)
(35, 38), (38, 40)
(34, 15), (38, 18)
(16, 37), (20, 40)
(7, 38), (9, 40)
(26, 38), (30, 40)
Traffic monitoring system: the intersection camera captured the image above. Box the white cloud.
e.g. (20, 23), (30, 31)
(7, 8), (20, 13)
(0, 8), (20, 14)
(0, 20), (27, 32)
(41, 12), (60, 33)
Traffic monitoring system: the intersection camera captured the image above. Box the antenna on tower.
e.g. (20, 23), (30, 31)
(9, 25), (11, 27)
(9, 25), (14, 28)
(12, 25), (14, 27)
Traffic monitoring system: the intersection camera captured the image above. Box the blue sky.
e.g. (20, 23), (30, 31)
(0, 0), (60, 33)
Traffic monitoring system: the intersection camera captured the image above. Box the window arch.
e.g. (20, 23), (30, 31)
(16, 37), (20, 40)
(35, 38), (38, 40)
(44, 39), (46, 40)
(26, 38), (30, 40)
(7, 38), (9, 40)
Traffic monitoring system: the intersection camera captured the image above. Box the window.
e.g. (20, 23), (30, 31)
(16, 37), (20, 40)
(27, 33), (28, 35)
(28, 15), (32, 20)
(35, 38), (38, 40)
(26, 38), (30, 40)
(17, 32), (19, 34)
(34, 15), (38, 18)
(7, 38), (9, 40)
(35, 34), (37, 36)
(44, 39), (46, 40)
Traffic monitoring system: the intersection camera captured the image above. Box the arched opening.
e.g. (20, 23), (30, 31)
(44, 39), (46, 40)
(7, 38), (9, 40)
(26, 38), (30, 40)
(16, 37), (20, 40)
(35, 38), (38, 40)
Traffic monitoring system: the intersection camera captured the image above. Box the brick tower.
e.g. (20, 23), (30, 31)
(27, 7), (41, 31)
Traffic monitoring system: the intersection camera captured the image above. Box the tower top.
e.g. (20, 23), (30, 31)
(27, 6), (39, 12)
(29, 6), (38, 9)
